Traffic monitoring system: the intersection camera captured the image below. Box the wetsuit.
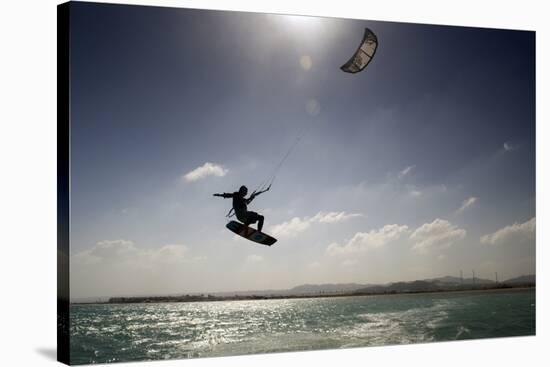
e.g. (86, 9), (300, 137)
(220, 192), (260, 224)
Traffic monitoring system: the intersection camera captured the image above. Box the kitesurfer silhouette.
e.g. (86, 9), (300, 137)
(213, 185), (269, 232)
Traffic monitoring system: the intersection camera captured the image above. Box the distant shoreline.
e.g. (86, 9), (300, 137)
(71, 284), (535, 306)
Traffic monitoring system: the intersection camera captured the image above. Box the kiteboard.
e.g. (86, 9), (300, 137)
(226, 220), (277, 246)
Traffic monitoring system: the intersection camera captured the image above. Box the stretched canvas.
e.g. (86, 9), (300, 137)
(57, 1), (536, 365)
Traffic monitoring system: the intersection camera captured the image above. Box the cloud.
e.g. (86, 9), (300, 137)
(270, 211), (363, 238)
(481, 217), (535, 245)
(410, 219), (466, 252)
(151, 244), (194, 264)
(398, 165), (415, 179)
(326, 224), (409, 256)
(312, 211), (363, 223)
(71, 240), (206, 298)
(270, 217), (312, 238)
(73, 240), (198, 267)
(456, 197), (478, 214)
(183, 162), (228, 182)
(86, 239), (138, 262)
(503, 142), (517, 152)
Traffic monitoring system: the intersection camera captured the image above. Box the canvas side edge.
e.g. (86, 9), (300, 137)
(57, 2), (71, 365)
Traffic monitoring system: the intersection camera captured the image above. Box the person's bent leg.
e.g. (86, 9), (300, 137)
(258, 215), (264, 232)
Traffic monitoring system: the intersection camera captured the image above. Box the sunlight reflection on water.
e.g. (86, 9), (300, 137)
(70, 290), (535, 365)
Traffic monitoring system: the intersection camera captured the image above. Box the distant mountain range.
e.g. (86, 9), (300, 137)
(425, 275), (495, 285)
(502, 274), (535, 284)
(213, 275), (535, 297)
(288, 283), (375, 294)
(427, 275), (535, 285)
(351, 275), (535, 295)
(72, 274), (536, 303)
(210, 283), (373, 297)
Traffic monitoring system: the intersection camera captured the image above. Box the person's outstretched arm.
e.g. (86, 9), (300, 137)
(213, 192), (234, 198)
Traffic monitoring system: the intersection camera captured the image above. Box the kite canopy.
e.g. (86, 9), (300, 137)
(340, 28), (378, 74)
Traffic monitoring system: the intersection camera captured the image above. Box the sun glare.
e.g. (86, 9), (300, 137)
(268, 13), (325, 37)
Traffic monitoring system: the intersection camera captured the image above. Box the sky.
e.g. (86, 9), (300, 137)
(68, 2), (535, 300)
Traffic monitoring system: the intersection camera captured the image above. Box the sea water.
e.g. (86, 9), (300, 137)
(69, 289), (535, 364)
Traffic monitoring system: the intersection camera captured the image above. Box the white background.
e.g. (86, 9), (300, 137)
(0, 0), (547, 366)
